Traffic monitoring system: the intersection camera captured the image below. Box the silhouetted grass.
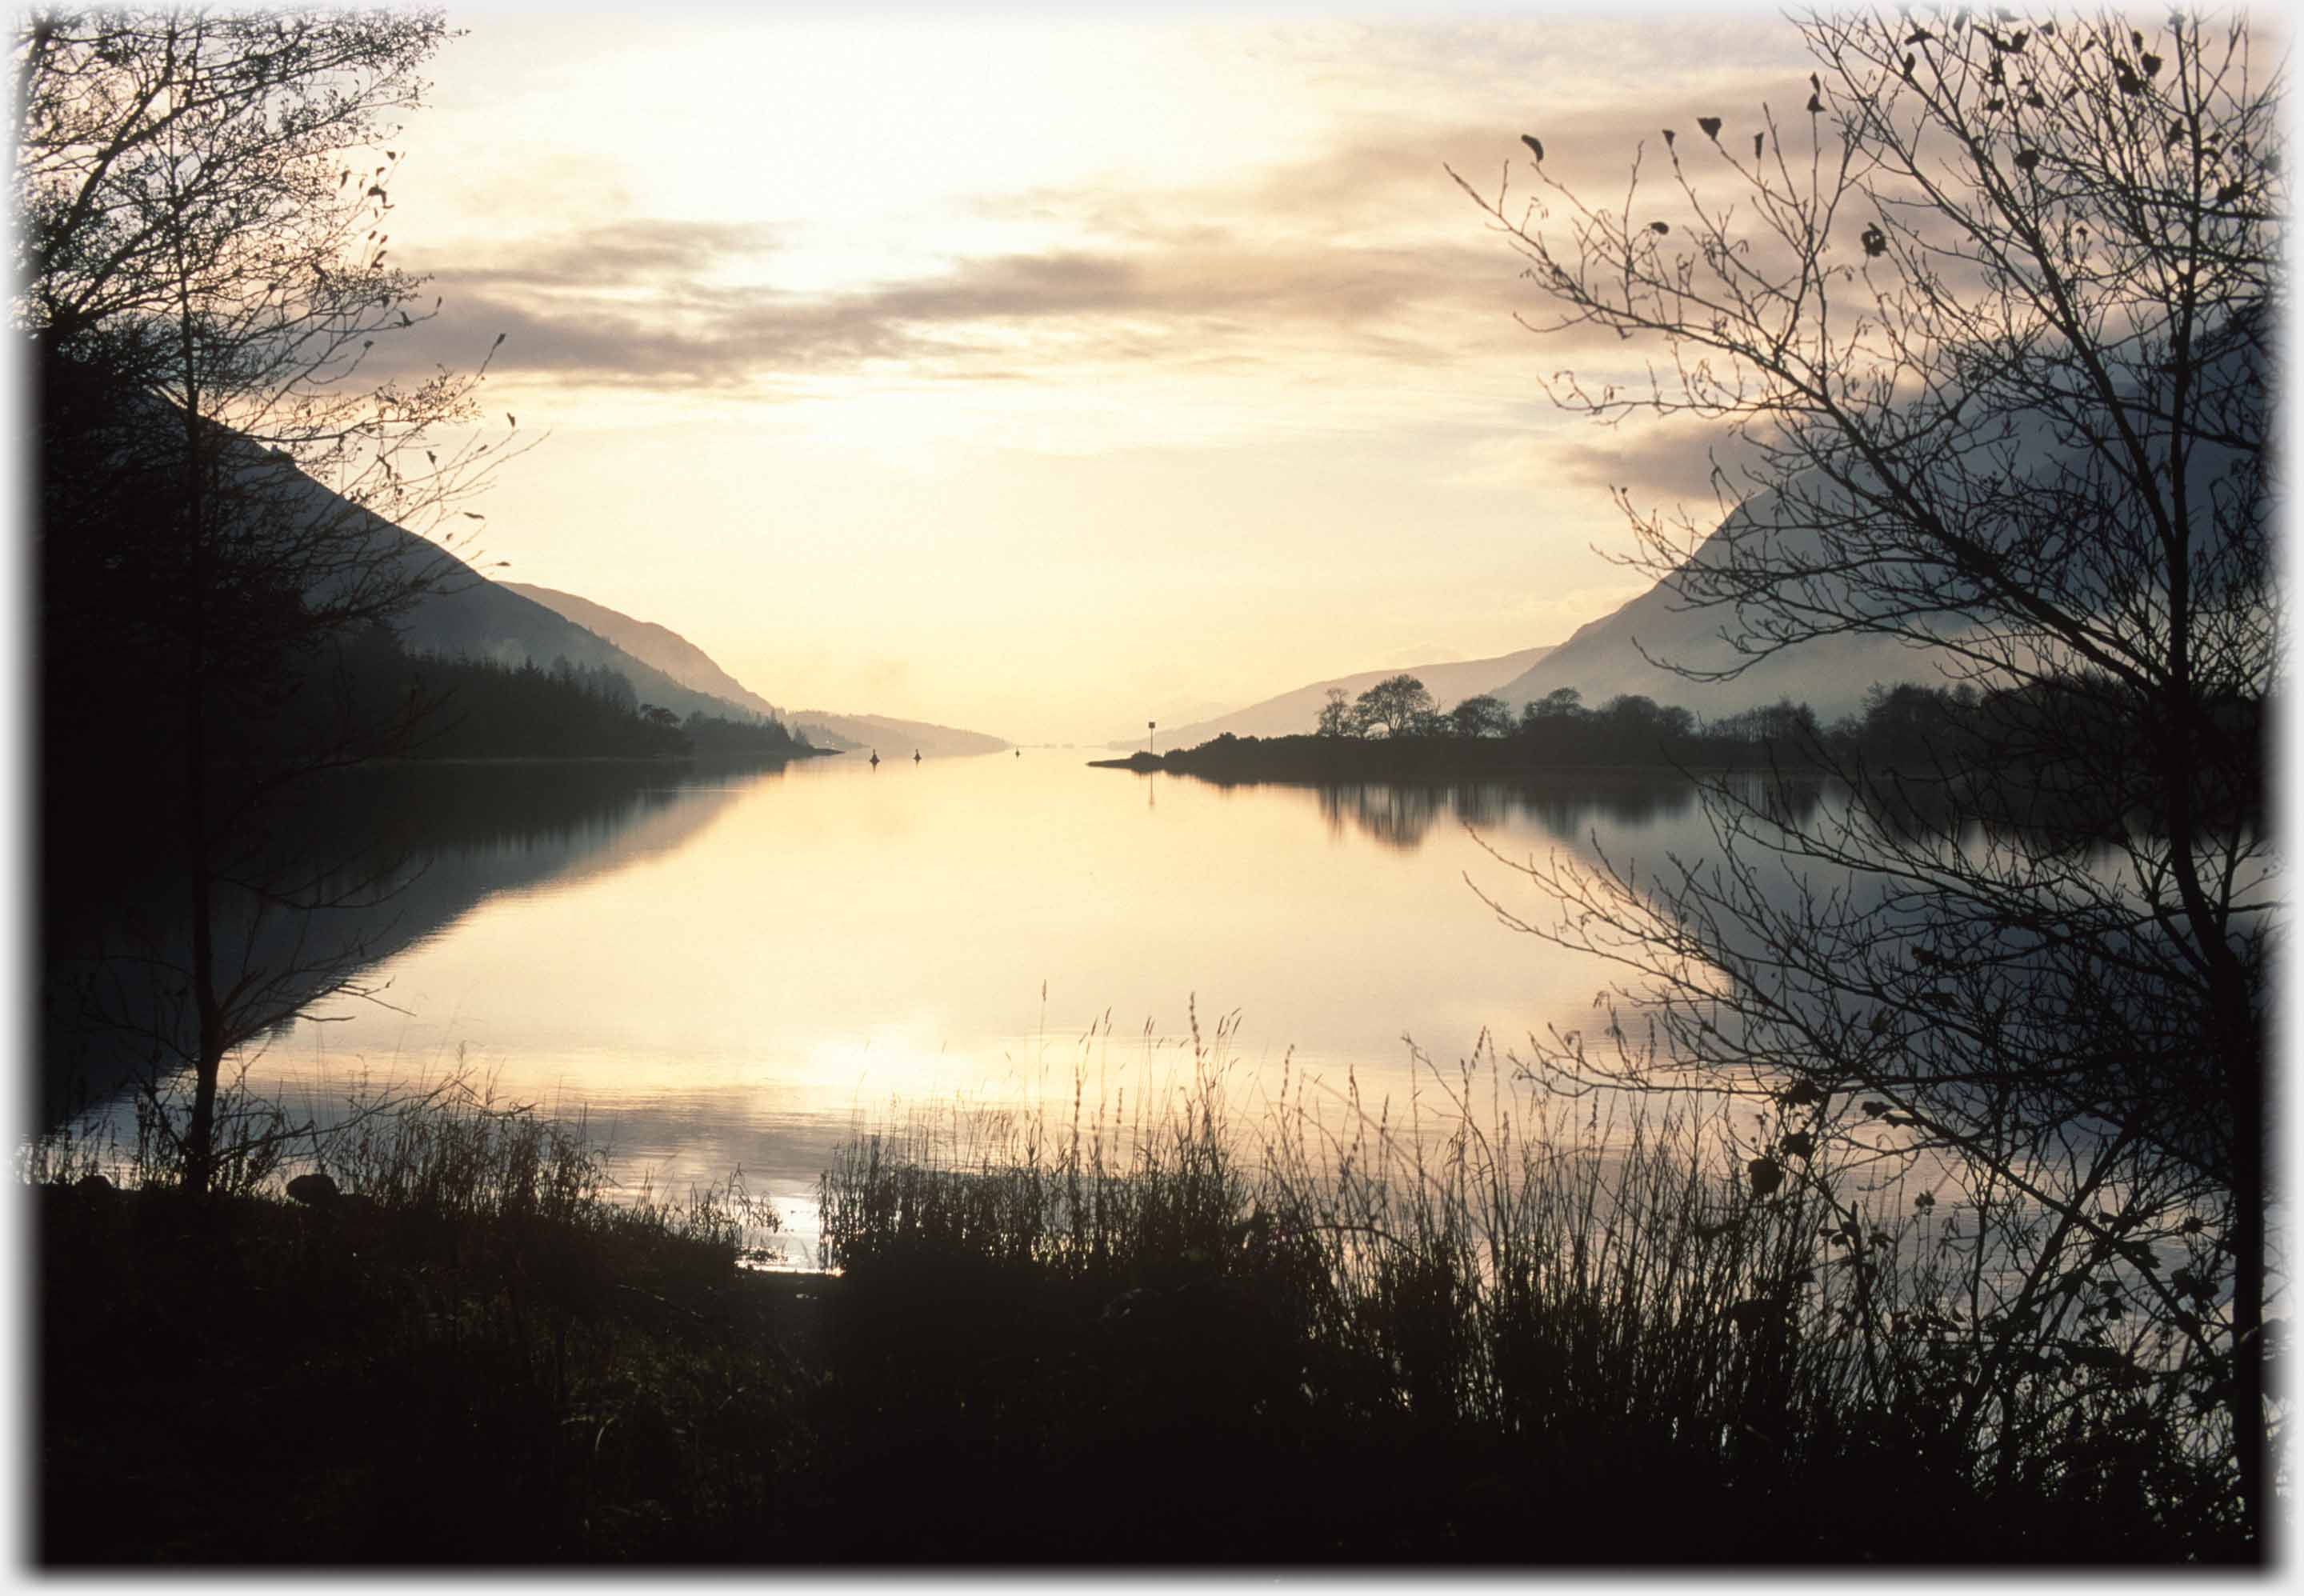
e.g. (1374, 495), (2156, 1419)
(34, 1077), (798, 1563)
(32, 1042), (2246, 1564)
(812, 1022), (2246, 1562)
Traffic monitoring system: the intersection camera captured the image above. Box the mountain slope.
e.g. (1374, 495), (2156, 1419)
(790, 710), (1008, 758)
(1486, 509), (1926, 722)
(1110, 645), (1555, 750)
(232, 446), (777, 728)
(502, 582), (785, 722)
(394, 578), (772, 726)
(498, 584), (1008, 754)
(1494, 326), (2266, 723)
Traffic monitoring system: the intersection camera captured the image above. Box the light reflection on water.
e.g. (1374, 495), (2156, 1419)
(47, 753), (1787, 1261)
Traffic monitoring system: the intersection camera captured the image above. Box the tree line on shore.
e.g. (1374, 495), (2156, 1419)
(304, 624), (818, 762)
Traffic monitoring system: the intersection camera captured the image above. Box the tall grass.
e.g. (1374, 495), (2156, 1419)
(30, 1070), (793, 1561)
(818, 1022), (2242, 1558)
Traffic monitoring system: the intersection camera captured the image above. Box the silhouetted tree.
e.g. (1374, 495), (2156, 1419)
(1449, 694), (1513, 738)
(1458, 8), (2274, 1542)
(1352, 674), (1436, 738)
(21, 8), (513, 1195)
(1314, 686), (1358, 738)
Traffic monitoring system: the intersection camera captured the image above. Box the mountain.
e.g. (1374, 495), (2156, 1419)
(1108, 645), (1556, 750)
(498, 585), (1010, 756)
(1493, 322), (2267, 725)
(501, 582), (785, 722)
(393, 575), (771, 727)
(789, 711), (1008, 758)
(1486, 514), (1926, 723)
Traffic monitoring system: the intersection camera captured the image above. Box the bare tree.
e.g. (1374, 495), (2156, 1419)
(21, 8), (519, 1195)
(1455, 9), (2277, 1545)
(1314, 686), (1358, 737)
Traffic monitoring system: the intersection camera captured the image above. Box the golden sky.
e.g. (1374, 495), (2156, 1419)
(376, 7), (1823, 744)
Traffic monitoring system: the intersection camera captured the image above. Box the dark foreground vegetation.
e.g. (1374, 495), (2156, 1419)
(33, 1054), (2249, 1566)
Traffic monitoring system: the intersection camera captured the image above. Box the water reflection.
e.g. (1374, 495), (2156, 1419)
(42, 756), (1792, 1252)
(38, 760), (792, 1122)
(1185, 772), (1823, 853)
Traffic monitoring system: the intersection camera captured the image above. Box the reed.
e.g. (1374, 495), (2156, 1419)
(815, 1025), (2241, 1559)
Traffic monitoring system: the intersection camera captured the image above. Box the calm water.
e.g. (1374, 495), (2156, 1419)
(53, 753), (1769, 1257)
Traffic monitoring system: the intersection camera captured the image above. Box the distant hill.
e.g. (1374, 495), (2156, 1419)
(790, 711), (1008, 758)
(496, 585), (1013, 756)
(502, 582), (784, 722)
(1486, 538), (1922, 724)
(1109, 645), (1556, 750)
(1495, 330), (2266, 726)
(394, 577), (770, 728)
(1488, 470), (2012, 724)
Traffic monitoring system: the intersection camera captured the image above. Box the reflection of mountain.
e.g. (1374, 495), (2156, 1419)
(1111, 645), (1555, 750)
(40, 765), (765, 1125)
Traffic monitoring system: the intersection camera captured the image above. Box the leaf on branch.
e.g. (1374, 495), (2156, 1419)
(1861, 222), (1888, 257)
(2142, 52), (2162, 77)
(462, 511), (484, 519)
(1906, 27), (1932, 44)
(1521, 133), (1545, 162)
(1754, 131), (1765, 158)
(1649, 220), (1670, 234)
(1663, 127), (1676, 147)
(1808, 93), (1826, 114)
(2013, 148), (2041, 172)
(1698, 116), (1722, 141)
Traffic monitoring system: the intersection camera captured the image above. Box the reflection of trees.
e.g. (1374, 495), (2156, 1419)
(1314, 783), (1447, 852)
(1277, 774), (1817, 854)
(42, 764), (768, 1123)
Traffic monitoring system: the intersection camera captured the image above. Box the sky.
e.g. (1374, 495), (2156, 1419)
(364, 6), (1834, 745)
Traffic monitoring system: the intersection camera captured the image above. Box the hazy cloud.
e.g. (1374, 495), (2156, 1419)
(1550, 427), (1763, 513)
(399, 224), (1520, 390)
(388, 72), (1826, 400)
(449, 218), (784, 289)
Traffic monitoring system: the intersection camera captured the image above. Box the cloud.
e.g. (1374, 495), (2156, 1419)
(1550, 427), (1765, 513)
(378, 65), (1829, 402)
(448, 218), (784, 289)
(389, 222), (1520, 391)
